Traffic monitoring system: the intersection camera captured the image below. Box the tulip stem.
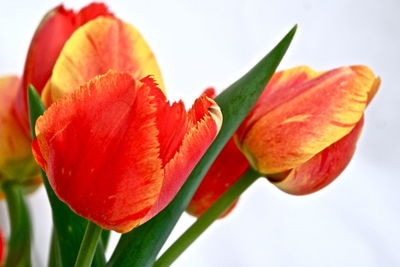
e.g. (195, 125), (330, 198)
(154, 168), (260, 267)
(2, 182), (32, 267)
(74, 221), (102, 267)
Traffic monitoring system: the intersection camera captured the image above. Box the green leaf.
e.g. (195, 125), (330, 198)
(108, 25), (297, 267)
(28, 86), (107, 267)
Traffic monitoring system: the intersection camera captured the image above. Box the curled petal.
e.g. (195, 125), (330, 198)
(270, 118), (364, 195)
(187, 138), (249, 217)
(15, 3), (113, 132)
(202, 87), (217, 98)
(237, 65), (377, 174)
(143, 83), (222, 220)
(42, 16), (164, 105)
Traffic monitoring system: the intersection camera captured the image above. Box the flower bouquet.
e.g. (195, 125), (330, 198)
(0, 3), (379, 267)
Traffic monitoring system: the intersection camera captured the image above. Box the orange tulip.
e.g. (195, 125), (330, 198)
(188, 65), (379, 217)
(14, 3), (113, 133)
(32, 71), (222, 233)
(0, 76), (40, 196)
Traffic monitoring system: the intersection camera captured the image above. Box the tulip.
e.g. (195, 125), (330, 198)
(188, 65), (379, 217)
(0, 76), (40, 194)
(32, 71), (222, 233)
(14, 3), (114, 133)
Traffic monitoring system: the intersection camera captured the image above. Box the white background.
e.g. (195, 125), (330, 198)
(1, 0), (399, 266)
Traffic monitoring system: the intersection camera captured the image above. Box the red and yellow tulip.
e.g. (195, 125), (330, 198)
(188, 65), (379, 217)
(24, 3), (217, 233)
(32, 71), (222, 233)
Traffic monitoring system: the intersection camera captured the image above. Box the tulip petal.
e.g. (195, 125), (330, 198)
(33, 71), (164, 233)
(238, 66), (322, 135)
(202, 87), (217, 98)
(15, 4), (113, 132)
(75, 3), (113, 25)
(271, 118), (364, 195)
(42, 16), (164, 105)
(0, 76), (38, 182)
(141, 90), (222, 220)
(238, 65), (377, 174)
(187, 138), (249, 217)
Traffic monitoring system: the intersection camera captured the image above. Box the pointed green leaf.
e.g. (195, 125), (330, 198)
(28, 86), (106, 267)
(108, 25), (297, 267)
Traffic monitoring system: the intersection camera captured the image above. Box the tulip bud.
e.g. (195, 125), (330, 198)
(235, 65), (379, 194)
(0, 76), (40, 194)
(32, 71), (222, 233)
(188, 65), (379, 218)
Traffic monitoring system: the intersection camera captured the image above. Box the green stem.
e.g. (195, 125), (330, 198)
(74, 221), (102, 267)
(2, 182), (32, 267)
(155, 168), (260, 267)
(92, 239), (106, 267)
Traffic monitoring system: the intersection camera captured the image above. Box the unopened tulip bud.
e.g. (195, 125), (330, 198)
(188, 65), (379, 218)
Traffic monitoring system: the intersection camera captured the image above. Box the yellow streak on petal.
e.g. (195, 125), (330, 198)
(281, 114), (311, 125)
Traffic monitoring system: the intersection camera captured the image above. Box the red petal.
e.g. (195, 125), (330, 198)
(187, 138), (249, 217)
(271, 118), (364, 195)
(33, 71), (163, 233)
(202, 87), (216, 98)
(75, 3), (113, 26)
